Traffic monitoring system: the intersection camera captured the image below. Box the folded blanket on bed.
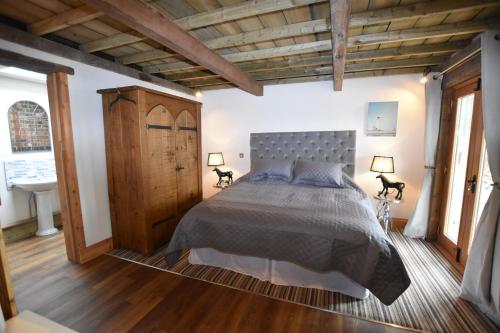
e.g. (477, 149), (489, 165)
(165, 175), (410, 305)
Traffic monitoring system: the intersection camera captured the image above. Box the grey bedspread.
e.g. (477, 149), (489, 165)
(165, 175), (410, 305)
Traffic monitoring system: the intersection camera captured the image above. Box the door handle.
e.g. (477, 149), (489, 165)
(175, 166), (185, 171)
(467, 175), (477, 193)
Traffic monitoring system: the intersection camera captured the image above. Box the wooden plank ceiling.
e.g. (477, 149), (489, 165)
(1, 0), (500, 93)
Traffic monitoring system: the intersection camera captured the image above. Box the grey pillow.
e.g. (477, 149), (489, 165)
(292, 160), (344, 188)
(250, 159), (294, 182)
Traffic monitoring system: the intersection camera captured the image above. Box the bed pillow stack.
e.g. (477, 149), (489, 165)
(249, 158), (344, 188)
(249, 159), (294, 182)
(292, 160), (344, 188)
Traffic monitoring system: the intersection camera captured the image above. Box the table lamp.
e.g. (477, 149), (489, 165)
(370, 156), (405, 199)
(208, 152), (233, 186)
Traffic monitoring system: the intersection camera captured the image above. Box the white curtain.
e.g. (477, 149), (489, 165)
(403, 74), (442, 238)
(461, 30), (500, 326)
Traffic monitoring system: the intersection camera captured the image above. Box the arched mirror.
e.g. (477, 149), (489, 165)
(8, 100), (52, 152)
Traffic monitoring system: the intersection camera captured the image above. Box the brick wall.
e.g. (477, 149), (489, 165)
(8, 100), (52, 152)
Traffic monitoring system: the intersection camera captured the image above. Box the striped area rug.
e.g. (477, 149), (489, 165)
(108, 231), (497, 333)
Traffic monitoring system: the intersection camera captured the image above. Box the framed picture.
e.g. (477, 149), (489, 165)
(367, 101), (398, 137)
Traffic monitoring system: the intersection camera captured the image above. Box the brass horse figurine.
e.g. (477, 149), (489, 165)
(376, 174), (405, 200)
(214, 167), (233, 186)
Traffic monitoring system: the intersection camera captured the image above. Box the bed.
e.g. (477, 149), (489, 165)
(165, 131), (411, 305)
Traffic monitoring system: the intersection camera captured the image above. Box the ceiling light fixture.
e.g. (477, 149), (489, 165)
(419, 67), (432, 84)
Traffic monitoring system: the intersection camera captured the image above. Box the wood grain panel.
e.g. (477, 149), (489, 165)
(142, 104), (177, 248)
(175, 110), (200, 216)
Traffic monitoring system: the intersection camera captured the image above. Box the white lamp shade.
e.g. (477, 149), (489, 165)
(370, 156), (394, 173)
(207, 152), (224, 166)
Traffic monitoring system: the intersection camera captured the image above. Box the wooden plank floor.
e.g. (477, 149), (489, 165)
(6, 232), (419, 333)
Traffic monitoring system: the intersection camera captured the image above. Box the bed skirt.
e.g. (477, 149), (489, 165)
(189, 248), (370, 300)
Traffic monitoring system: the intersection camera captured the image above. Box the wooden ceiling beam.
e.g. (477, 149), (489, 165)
(83, 0), (262, 96)
(145, 18), (489, 75)
(329, 0), (351, 91)
(0, 49), (74, 75)
(29, 5), (103, 35)
(0, 23), (193, 95)
(81, 31), (145, 53)
(351, 0), (500, 26)
(350, 19), (489, 45)
(195, 67), (439, 91)
(186, 56), (446, 87)
(75, 0), (326, 53)
(167, 42), (465, 82)
(118, 0), (499, 64)
(174, 0), (326, 30)
(262, 67), (439, 86)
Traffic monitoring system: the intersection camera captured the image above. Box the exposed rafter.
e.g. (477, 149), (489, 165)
(143, 19), (490, 75)
(4, 0), (499, 92)
(197, 67), (439, 90)
(66, 0), (327, 53)
(0, 23), (193, 95)
(186, 56), (447, 88)
(349, 0), (500, 26)
(329, 0), (351, 91)
(29, 5), (103, 35)
(116, 0), (500, 64)
(83, 0), (263, 96)
(164, 42), (465, 82)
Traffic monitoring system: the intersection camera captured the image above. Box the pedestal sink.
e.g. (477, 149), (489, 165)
(13, 177), (58, 236)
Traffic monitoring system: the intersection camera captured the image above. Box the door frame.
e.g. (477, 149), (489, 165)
(437, 76), (483, 271)
(0, 50), (102, 318)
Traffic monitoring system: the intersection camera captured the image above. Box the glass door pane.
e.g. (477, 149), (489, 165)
(471, 143), (492, 238)
(443, 93), (475, 243)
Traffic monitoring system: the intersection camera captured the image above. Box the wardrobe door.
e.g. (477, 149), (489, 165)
(175, 110), (200, 214)
(143, 105), (177, 247)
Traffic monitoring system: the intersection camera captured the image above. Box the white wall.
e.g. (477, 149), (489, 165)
(0, 40), (196, 246)
(0, 75), (60, 227)
(0, 38), (425, 244)
(200, 75), (426, 219)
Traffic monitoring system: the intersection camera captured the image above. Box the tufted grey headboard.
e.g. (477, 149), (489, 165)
(250, 131), (356, 177)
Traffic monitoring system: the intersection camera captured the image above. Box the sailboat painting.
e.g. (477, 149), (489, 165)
(367, 101), (398, 136)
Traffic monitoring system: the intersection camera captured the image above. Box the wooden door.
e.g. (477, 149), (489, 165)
(438, 79), (483, 269)
(143, 105), (177, 248)
(175, 110), (200, 215)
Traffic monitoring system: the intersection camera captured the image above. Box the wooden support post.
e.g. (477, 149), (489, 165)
(47, 72), (86, 263)
(330, 0), (351, 91)
(0, 228), (16, 320)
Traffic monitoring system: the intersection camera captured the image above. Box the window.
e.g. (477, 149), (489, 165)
(8, 100), (51, 152)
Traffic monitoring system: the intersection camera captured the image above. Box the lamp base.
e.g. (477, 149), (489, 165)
(375, 173), (405, 200)
(213, 167), (233, 187)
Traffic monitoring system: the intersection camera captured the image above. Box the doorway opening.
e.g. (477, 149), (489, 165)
(438, 77), (491, 270)
(0, 50), (89, 320)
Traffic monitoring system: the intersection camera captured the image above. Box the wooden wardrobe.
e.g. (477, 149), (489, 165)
(99, 86), (202, 256)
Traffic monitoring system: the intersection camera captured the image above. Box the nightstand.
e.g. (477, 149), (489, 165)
(373, 195), (401, 234)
